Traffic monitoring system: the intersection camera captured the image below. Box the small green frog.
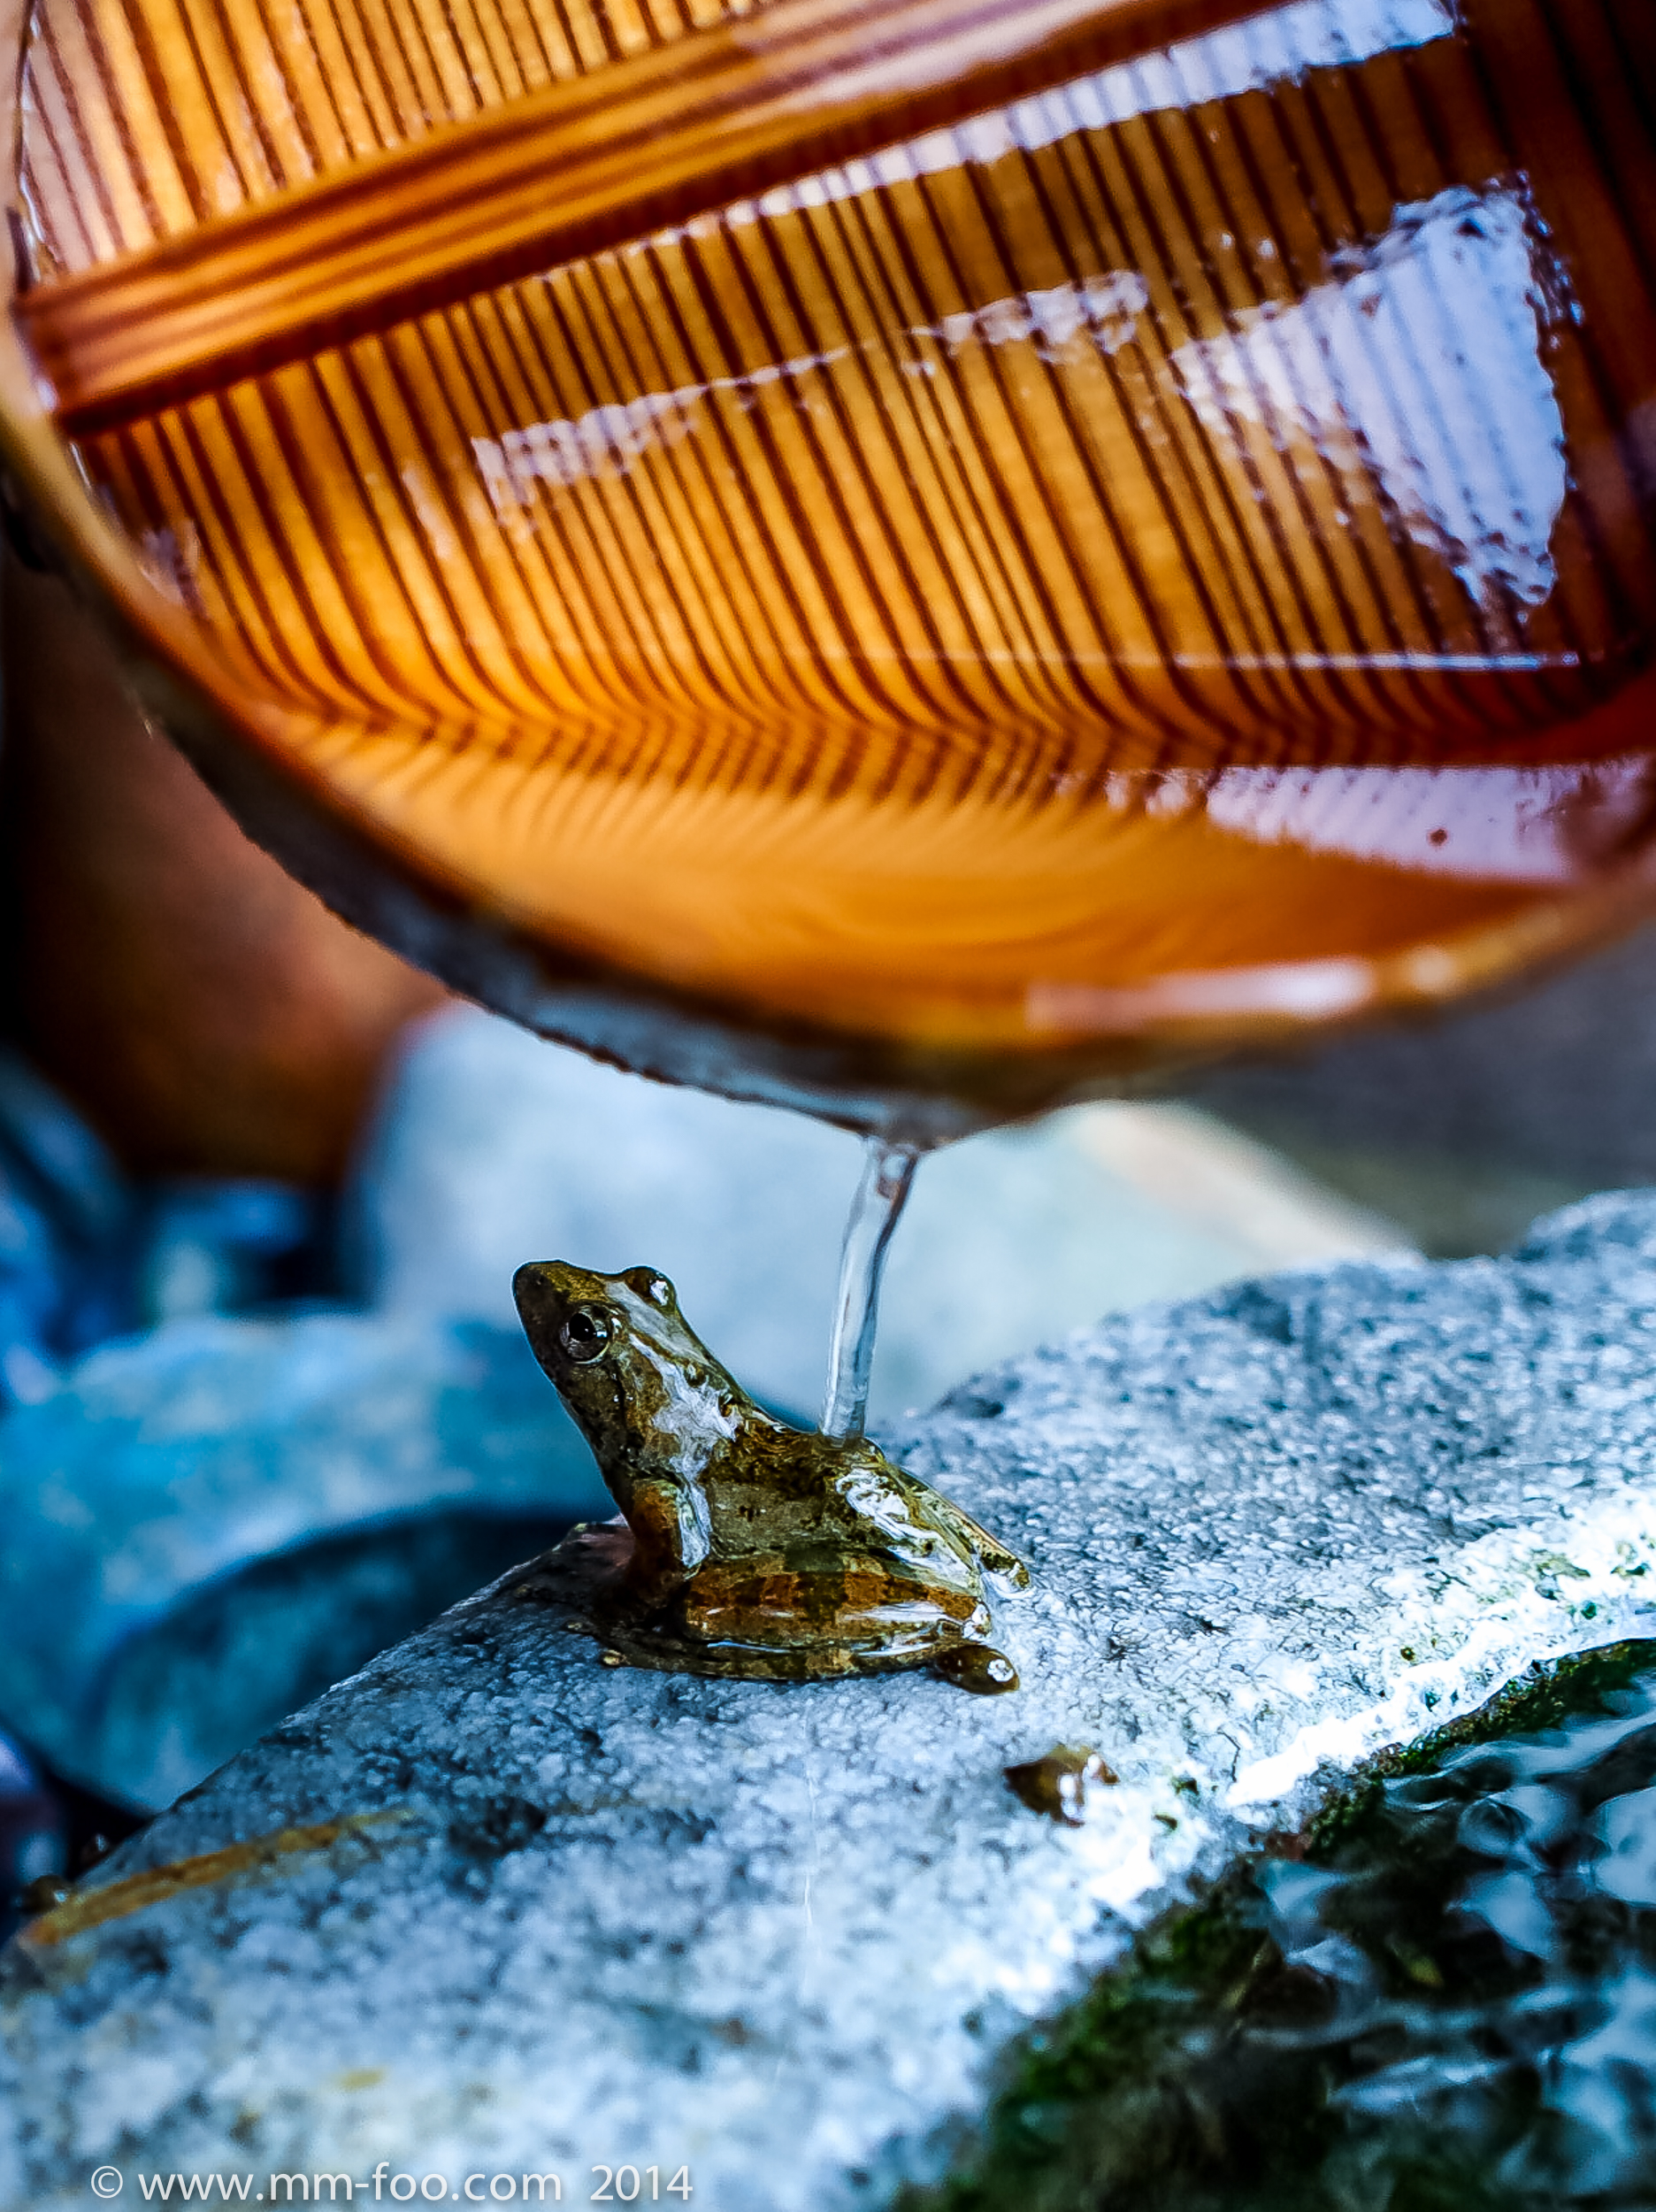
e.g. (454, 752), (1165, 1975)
(512, 1261), (1029, 1693)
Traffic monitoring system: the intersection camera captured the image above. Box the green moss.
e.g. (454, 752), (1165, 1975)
(905, 1640), (1656, 2212)
(1307, 1637), (1656, 1856)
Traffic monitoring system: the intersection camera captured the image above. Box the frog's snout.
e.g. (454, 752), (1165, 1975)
(512, 1258), (610, 1361)
(512, 1258), (569, 1335)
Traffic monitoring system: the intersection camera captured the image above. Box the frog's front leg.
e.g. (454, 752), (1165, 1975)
(621, 1475), (712, 1609)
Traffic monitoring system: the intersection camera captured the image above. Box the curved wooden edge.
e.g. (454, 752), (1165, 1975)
(17, 0), (1262, 432)
(4, 0), (1656, 1137)
(96, 658), (1656, 1144)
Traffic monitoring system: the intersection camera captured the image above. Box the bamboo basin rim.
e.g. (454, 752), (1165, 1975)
(7, 0), (1656, 1131)
(13, 0), (1268, 433)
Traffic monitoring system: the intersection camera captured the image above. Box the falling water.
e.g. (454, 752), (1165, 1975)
(820, 1139), (921, 1439)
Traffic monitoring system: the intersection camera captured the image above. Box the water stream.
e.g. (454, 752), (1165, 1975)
(820, 1138), (922, 1439)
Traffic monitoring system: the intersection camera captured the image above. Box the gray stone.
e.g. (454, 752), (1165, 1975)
(0, 1048), (133, 1408)
(6, 1192), (1656, 2210)
(0, 1048), (339, 1407)
(0, 1313), (610, 1809)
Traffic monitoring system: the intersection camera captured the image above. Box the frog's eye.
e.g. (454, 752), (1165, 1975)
(559, 1304), (614, 1363)
(621, 1265), (675, 1309)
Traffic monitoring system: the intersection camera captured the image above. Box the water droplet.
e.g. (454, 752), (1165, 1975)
(933, 1641), (1021, 1695)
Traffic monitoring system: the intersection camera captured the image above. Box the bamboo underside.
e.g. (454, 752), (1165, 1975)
(6, 0), (1656, 1094)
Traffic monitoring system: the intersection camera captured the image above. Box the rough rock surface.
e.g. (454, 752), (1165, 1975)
(7, 1194), (1656, 2209)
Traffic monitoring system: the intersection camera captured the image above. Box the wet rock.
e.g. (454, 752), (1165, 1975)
(0, 1048), (339, 1408)
(0, 1050), (133, 1407)
(0, 1313), (609, 1809)
(6, 1191), (1656, 2209)
(0, 1732), (60, 1943)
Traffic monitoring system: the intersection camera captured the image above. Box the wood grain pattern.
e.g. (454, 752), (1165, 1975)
(10, 0), (1656, 1097)
(19, 0), (1270, 431)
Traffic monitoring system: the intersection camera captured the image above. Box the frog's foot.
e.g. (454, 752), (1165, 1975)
(931, 1640), (1020, 1694)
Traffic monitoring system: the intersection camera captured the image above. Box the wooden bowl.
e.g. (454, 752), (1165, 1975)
(2, 0), (1653, 1136)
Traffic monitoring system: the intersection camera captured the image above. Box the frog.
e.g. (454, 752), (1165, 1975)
(510, 1260), (1030, 1694)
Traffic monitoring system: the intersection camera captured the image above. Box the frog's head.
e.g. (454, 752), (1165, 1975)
(512, 1260), (740, 1484)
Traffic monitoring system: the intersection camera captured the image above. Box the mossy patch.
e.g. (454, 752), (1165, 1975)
(906, 1640), (1656, 2212)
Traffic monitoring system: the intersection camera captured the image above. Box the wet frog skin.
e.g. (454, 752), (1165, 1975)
(513, 1260), (1029, 1693)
